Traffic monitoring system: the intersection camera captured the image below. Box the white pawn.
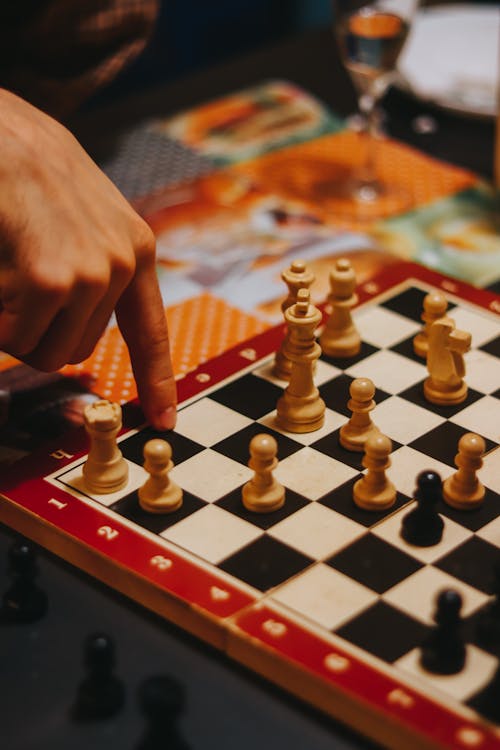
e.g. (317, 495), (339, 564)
(83, 400), (129, 494)
(353, 432), (396, 511)
(413, 290), (448, 359)
(443, 433), (486, 510)
(339, 378), (379, 452)
(242, 434), (285, 513)
(274, 260), (315, 380)
(320, 258), (361, 358)
(138, 439), (183, 513)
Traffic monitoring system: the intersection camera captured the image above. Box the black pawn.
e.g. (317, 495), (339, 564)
(136, 675), (189, 750)
(420, 589), (466, 675)
(475, 558), (500, 654)
(468, 662), (500, 723)
(72, 633), (125, 720)
(401, 471), (444, 547)
(1, 538), (48, 623)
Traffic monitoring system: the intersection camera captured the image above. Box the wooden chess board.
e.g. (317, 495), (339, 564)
(1, 263), (499, 750)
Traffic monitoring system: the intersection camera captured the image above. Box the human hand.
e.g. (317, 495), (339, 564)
(0, 89), (176, 430)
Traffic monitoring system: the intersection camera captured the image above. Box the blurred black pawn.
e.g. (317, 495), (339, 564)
(72, 633), (125, 720)
(475, 558), (500, 654)
(401, 471), (444, 547)
(468, 662), (500, 723)
(1, 538), (48, 623)
(420, 589), (466, 675)
(136, 675), (189, 750)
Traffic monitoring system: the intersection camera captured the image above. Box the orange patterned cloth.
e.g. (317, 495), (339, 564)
(0, 0), (159, 118)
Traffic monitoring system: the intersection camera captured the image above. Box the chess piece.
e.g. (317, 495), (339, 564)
(400, 471), (444, 547)
(443, 432), (486, 510)
(424, 316), (471, 405)
(413, 290), (448, 359)
(420, 589), (466, 675)
(319, 258), (361, 358)
(273, 260), (315, 380)
(276, 288), (326, 433)
(136, 675), (189, 750)
(339, 377), (379, 452)
(475, 558), (500, 653)
(353, 432), (396, 510)
(242, 434), (285, 513)
(72, 633), (125, 720)
(1, 539), (47, 624)
(139, 439), (183, 513)
(83, 400), (129, 493)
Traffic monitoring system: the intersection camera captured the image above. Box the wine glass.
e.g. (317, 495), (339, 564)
(331, 0), (419, 216)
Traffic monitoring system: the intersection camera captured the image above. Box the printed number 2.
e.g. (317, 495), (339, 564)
(97, 526), (119, 541)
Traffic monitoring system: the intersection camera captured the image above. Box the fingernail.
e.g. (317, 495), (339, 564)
(155, 405), (177, 431)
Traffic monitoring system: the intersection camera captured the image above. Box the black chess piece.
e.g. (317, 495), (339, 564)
(400, 470), (444, 547)
(136, 675), (189, 750)
(420, 589), (466, 675)
(1, 538), (48, 623)
(468, 662), (500, 723)
(72, 632), (125, 720)
(475, 558), (500, 654)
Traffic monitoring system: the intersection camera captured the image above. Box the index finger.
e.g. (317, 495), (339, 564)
(116, 262), (177, 430)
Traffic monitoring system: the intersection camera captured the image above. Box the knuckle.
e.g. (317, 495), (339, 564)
(132, 218), (156, 265)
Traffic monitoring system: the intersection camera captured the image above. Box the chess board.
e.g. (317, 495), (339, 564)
(1, 263), (500, 750)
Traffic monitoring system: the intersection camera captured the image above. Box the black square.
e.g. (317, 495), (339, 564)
(494, 388), (500, 400)
(216, 487), (309, 531)
(390, 334), (426, 365)
(311, 428), (402, 471)
(326, 533), (422, 593)
(480, 335), (500, 359)
(210, 374), (283, 420)
(218, 535), (313, 591)
(335, 600), (429, 663)
(212, 423), (302, 466)
(486, 280), (500, 295)
(438, 487), (500, 532)
(436, 537), (500, 595)
(318, 476), (411, 528)
(319, 373), (391, 418)
(399, 380), (483, 418)
(320, 341), (378, 371)
(111, 490), (206, 533)
(409, 421), (495, 469)
(381, 286), (456, 323)
(119, 428), (204, 467)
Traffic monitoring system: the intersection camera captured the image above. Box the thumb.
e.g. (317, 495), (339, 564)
(116, 264), (177, 430)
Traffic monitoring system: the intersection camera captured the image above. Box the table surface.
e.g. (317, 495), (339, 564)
(3, 25), (497, 750)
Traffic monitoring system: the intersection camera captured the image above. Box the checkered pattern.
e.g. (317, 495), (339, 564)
(53, 283), (500, 711)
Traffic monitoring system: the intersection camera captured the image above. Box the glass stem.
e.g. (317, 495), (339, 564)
(357, 94), (380, 201)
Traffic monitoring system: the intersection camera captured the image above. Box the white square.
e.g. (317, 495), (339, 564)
(373, 503), (471, 564)
(451, 396), (500, 444)
(259, 408), (346, 446)
(56, 459), (147, 507)
(161, 504), (262, 565)
(274, 447), (358, 500)
(448, 306), (500, 348)
(465, 349), (500, 395)
(353, 306), (420, 348)
(382, 566), (489, 625)
(476, 510), (500, 547)
(395, 645), (497, 703)
(268, 503), (365, 560)
(374, 396), (443, 445)
(271, 563), (377, 630)
(175, 397), (252, 446)
(170, 449), (252, 502)
(346, 350), (427, 395)
(389, 446), (453, 498)
(480, 447), (500, 494)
